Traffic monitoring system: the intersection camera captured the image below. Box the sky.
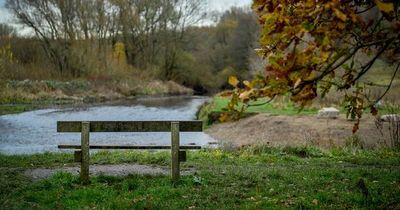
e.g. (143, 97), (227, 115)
(0, 0), (10, 24)
(0, 0), (252, 25)
(207, 0), (252, 11)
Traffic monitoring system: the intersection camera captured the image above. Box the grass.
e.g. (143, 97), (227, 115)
(1, 147), (400, 209)
(197, 96), (318, 124)
(211, 96), (318, 115)
(0, 104), (41, 115)
(197, 95), (400, 125)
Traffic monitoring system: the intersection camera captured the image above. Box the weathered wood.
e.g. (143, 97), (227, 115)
(74, 150), (82, 162)
(171, 122), (180, 182)
(57, 120), (204, 184)
(57, 121), (203, 133)
(81, 122), (90, 185)
(58, 145), (202, 150)
(179, 150), (187, 162)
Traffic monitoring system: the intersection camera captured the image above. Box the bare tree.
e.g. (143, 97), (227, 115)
(6, 0), (205, 78)
(0, 23), (15, 37)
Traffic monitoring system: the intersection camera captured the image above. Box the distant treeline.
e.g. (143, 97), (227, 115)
(0, 0), (260, 93)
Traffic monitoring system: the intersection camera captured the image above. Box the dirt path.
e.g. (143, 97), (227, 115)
(206, 113), (392, 149)
(24, 164), (195, 181)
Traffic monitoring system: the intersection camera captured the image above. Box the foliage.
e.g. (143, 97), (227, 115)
(225, 0), (400, 132)
(6, 0), (205, 80)
(180, 7), (259, 92)
(113, 42), (128, 66)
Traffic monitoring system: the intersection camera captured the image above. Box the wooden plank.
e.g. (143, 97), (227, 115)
(81, 122), (90, 185)
(171, 122), (180, 182)
(58, 145), (202, 150)
(57, 121), (203, 133)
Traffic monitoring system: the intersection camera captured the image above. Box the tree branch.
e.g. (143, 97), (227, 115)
(372, 62), (400, 105)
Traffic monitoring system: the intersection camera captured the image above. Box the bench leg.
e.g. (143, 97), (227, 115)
(171, 122), (180, 182)
(81, 122), (90, 184)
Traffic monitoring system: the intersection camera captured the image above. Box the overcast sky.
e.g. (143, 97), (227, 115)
(0, 0), (252, 24)
(207, 0), (252, 11)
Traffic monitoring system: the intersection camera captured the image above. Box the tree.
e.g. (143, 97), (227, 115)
(225, 0), (400, 132)
(5, 0), (207, 82)
(6, 0), (119, 77)
(209, 7), (259, 75)
(109, 0), (205, 79)
(177, 7), (260, 92)
(0, 23), (15, 37)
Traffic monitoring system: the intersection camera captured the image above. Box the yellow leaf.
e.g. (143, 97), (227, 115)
(243, 80), (253, 89)
(320, 51), (330, 62)
(228, 76), (239, 87)
(374, 0), (394, 13)
(294, 78), (302, 89)
(239, 90), (253, 101)
(333, 8), (347, 22)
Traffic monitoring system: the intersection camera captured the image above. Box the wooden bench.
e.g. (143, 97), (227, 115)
(57, 121), (203, 184)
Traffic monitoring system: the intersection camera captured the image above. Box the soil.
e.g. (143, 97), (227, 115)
(206, 113), (394, 149)
(24, 164), (196, 181)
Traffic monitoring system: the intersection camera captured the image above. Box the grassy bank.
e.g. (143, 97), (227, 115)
(1, 147), (400, 209)
(0, 79), (193, 115)
(197, 96), (319, 124)
(197, 96), (400, 124)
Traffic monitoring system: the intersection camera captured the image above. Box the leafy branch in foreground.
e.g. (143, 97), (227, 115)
(223, 0), (400, 132)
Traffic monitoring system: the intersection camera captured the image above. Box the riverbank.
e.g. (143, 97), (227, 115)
(1, 147), (399, 209)
(199, 96), (400, 149)
(0, 79), (193, 115)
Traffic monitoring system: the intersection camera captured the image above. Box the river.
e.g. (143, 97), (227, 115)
(0, 96), (215, 154)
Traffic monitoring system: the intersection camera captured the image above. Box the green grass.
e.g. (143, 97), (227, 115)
(0, 102), (75, 116)
(211, 96), (318, 115)
(197, 96), (318, 124)
(0, 104), (39, 115)
(1, 147), (400, 209)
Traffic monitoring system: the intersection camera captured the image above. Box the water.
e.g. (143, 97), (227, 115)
(0, 96), (215, 154)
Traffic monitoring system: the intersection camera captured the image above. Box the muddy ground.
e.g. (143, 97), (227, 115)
(206, 113), (395, 149)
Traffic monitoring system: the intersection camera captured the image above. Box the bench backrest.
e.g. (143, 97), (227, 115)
(57, 121), (203, 133)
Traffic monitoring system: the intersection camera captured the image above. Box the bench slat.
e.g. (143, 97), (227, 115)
(58, 145), (202, 150)
(57, 121), (203, 132)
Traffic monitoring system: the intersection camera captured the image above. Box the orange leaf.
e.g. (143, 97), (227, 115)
(219, 90), (233, 97)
